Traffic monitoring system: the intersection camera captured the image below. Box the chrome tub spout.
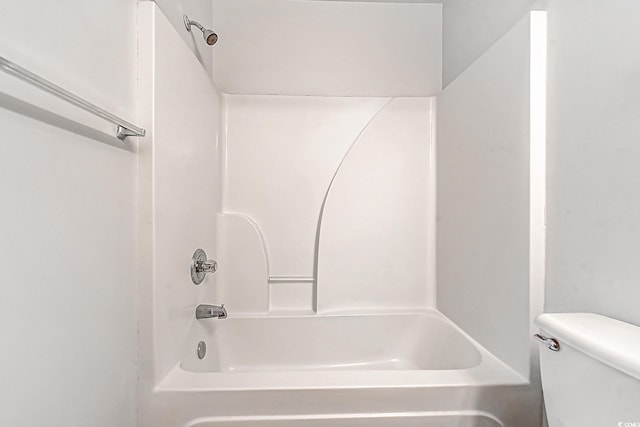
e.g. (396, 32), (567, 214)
(195, 304), (227, 319)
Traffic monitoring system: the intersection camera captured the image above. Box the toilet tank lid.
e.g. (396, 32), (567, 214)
(536, 313), (640, 381)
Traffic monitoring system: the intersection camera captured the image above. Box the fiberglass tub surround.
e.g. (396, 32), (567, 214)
(139, 3), (545, 427)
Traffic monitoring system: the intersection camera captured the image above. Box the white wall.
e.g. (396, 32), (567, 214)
(437, 14), (535, 379)
(544, 0), (640, 326)
(222, 95), (389, 312)
(150, 0), (214, 75)
(441, 0), (539, 87)
(224, 95), (388, 279)
(221, 95), (435, 314)
(137, 2), (222, 394)
(317, 97), (435, 313)
(0, 1), (138, 427)
(211, 0), (442, 96)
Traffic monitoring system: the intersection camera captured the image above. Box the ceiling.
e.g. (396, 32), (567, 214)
(211, 0), (443, 96)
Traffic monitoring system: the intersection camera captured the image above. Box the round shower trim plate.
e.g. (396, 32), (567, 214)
(190, 248), (207, 285)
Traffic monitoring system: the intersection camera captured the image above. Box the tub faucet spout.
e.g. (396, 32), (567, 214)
(196, 304), (227, 319)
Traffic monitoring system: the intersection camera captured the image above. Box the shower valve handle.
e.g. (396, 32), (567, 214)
(190, 248), (218, 285)
(195, 259), (218, 274)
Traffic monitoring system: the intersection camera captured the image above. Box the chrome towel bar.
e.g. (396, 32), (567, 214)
(0, 56), (145, 140)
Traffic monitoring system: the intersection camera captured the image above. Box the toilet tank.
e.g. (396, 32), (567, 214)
(535, 313), (640, 427)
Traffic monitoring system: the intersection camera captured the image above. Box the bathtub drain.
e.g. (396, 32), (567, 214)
(197, 341), (207, 359)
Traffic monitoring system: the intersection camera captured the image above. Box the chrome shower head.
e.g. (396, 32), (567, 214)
(183, 15), (218, 46)
(202, 29), (218, 46)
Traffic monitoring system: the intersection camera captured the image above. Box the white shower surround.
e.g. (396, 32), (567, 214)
(220, 95), (435, 314)
(138, 3), (544, 427)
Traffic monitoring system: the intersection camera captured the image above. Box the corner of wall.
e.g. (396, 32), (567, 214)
(442, 0), (538, 88)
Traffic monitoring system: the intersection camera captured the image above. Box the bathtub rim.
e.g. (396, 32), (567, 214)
(183, 410), (505, 427)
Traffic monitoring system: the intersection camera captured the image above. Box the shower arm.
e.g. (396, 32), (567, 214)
(187, 18), (205, 33)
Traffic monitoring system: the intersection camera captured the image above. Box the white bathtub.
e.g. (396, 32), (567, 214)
(151, 311), (535, 427)
(159, 310), (524, 390)
(186, 311), (480, 372)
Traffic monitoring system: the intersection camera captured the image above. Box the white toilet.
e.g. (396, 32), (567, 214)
(535, 313), (640, 427)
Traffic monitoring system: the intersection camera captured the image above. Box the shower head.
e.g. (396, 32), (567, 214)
(183, 15), (218, 46)
(202, 29), (218, 46)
